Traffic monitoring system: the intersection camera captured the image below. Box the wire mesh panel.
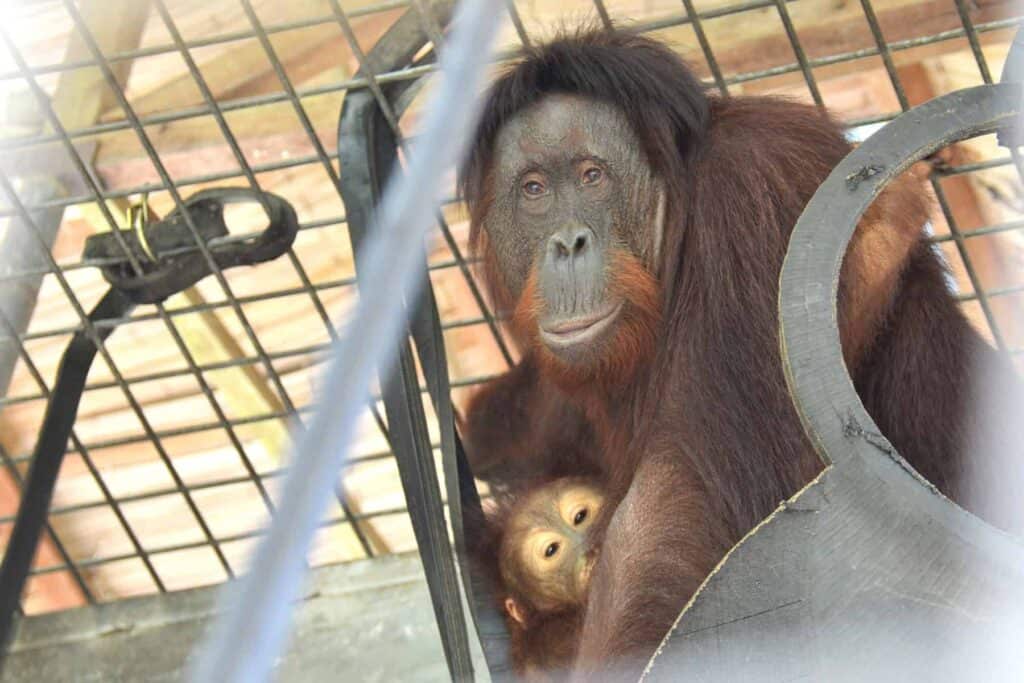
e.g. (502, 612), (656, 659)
(0, 0), (1022, 622)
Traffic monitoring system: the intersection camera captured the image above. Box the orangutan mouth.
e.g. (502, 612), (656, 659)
(540, 302), (623, 349)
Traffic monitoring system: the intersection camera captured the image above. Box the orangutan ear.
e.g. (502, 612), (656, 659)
(504, 597), (527, 626)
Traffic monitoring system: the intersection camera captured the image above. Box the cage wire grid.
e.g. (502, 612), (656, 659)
(0, 0), (1021, 616)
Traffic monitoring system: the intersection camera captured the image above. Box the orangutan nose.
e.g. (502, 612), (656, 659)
(548, 226), (591, 263)
(541, 225), (603, 315)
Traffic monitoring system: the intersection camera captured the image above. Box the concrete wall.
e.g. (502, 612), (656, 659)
(5, 553), (488, 682)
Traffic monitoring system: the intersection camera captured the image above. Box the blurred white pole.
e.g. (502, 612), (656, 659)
(187, 1), (502, 681)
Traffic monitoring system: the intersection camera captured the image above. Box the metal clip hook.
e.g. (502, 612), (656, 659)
(82, 187), (299, 304)
(126, 194), (156, 262)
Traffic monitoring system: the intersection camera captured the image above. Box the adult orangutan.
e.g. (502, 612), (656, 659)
(459, 26), (1023, 680)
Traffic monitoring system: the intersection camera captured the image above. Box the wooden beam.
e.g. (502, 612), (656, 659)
(676, 0), (1017, 91)
(102, 7), (403, 122)
(90, 6), (399, 192)
(504, 0), (1018, 85)
(93, 93), (342, 191)
(49, 1), (152, 133)
(75, 199), (368, 561)
(737, 20), (1015, 96)
(80, 0), (1021, 186)
(107, 220), (374, 559)
(102, 23), (342, 121)
(56, 0), (296, 506)
(50, 0), (147, 253)
(75, 201), (294, 463)
(166, 288), (290, 456)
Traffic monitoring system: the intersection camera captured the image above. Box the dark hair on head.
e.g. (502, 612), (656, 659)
(458, 26), (711, 205)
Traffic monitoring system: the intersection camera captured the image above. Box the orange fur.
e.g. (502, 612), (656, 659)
(511, 249), (662, 393)
(839, 163), (933, 371)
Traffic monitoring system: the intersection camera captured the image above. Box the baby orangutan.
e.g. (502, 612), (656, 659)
(488, 477), (605, 680)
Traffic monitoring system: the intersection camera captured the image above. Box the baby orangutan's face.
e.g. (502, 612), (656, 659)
(501, 479), (604, 624)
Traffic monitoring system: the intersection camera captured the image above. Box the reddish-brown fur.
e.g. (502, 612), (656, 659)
(512, 611), (583, 681)
(460, 27), (1023, 680)
(461, 354), (602, 491)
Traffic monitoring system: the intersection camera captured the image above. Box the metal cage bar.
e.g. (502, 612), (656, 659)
(0, 442), (94, 601)
(0, 314), (163, 595)
(1, 16), (1016, 221)
(680, 0), (729, 96)
(771, 0), (824, 106)
(0, 168), (235, 579)
(150, 0), (377, 557)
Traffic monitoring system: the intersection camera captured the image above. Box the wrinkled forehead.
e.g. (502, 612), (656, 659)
(494, 94), (641, 176)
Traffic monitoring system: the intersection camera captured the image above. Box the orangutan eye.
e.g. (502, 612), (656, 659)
(581, 166), (603, 185)
(544, 542), (560, 558)
(573, 508), (588, 525)
(522, 179), (547, 197)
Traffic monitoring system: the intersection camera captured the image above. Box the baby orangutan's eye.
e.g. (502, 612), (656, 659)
(544, 542), (560, 558)
(573, 508), (588, 525)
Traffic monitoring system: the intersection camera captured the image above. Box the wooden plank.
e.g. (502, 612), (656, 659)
(737, 19), (1016, 95)
(103, 7), (403, 121)
(78, 195), (292, 467)
(49, 1), (152, 132)
(714, 0), (1016, 82)
(92, 93), (342, 191)
(507, 0), (1016, 84)
(103, 22), (342, 121)
(48, 0), (147, 257)
(90, 5), (399, 191)
(166, 288), (290, 458)
(82, 0), (1023, 185)
(75, 198), (374, 558)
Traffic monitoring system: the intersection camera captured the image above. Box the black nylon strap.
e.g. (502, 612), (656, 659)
(382, 335), (476, 680)
(408, 269), (514, 681)
(0, 287), (136, 669)
(335, 6), (511, 677)
(82, 188), (298, 305)
(337, 64), (477, 683)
